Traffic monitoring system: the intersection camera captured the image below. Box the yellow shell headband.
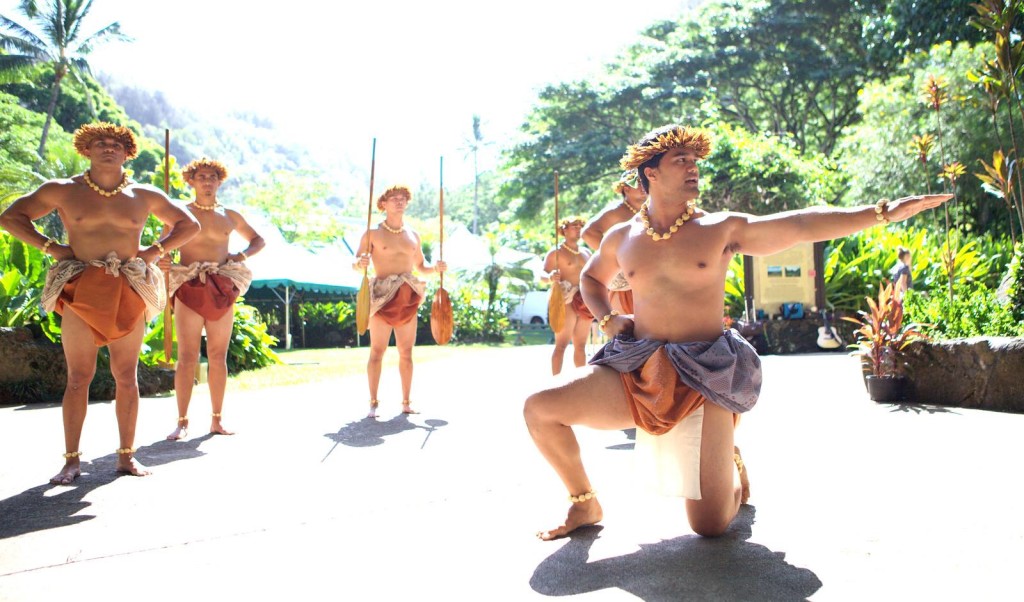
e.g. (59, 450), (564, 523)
(619, 126), (713, 171)
(613, 169), (639, 194)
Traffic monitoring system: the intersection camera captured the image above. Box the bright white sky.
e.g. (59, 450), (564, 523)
(1, 0), (698, 187)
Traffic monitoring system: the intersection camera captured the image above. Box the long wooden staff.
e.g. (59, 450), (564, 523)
(355, 138), (376, 335)
(161, 128), (175, 368)
(548, 170), (566, 332)
(430, 156), (453, 345)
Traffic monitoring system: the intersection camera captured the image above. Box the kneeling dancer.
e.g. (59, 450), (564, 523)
(523, 124), (952, 540)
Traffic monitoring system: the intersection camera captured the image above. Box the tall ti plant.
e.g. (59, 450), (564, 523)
(970, 0), (1024, 242)
(922, 74), (960, 304)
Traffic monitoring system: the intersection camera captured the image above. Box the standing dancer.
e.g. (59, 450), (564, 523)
(0, 123), (199, 483)
(524, 124), (952, 540)
(543, 216), (593, 375)
(164, 159), (265, 440)
(581, 171), (648, 314)
(353, 185), (446, 418)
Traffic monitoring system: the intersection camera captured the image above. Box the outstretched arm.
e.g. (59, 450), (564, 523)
(730, 194), (953, 257)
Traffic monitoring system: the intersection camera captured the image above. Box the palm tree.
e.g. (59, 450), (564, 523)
(461, 114), (490, 235)
(0, 0), (129, 159)
(459, 232), (535, 318)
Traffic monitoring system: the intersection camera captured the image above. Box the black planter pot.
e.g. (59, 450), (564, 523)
(865, 375), (907, 402)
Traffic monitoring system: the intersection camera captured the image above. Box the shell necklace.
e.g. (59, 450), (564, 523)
(621, 200), (640, 215)
(561, 243), (581, 256)
(83, 170), (131, 198)
(640, 201), (696, 241)
(191, 201), (220, 210)
(379, 221), (405, 235)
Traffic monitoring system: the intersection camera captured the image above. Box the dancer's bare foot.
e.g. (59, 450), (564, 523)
(50, 456), (81, 486)
(210, 413), (234, 435)
(401, 400), (418, 414)
(537, 498), (603, 541)
(166, 417), (188, 441)
(368, 400), (379, 419)
(735, 445), (751, 504)
(115, 449), (151, 477)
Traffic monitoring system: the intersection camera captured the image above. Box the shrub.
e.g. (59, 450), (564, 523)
(904, 281), (1024, 339)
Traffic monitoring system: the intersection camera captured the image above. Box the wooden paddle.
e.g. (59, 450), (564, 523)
(160, 128), (175, 369)
(548, 170), (566, 333)
(355, 138), (376, 335)
(430, 156), (453, 345)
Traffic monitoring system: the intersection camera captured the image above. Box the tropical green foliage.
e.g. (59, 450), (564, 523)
(844, 281), (929, 377)
(237, 170), (347, 247)
(423, 284), (509, 343)
(701, 122), (847, 213)
(1007, 242), (1024, 320)
(226, 302), (280, 374)
(904, 282), (1024, 339)
(0, 0), (130, 157)
(837, 42), (1007, 235)
(822, 225), (1008, 312)
(0, 233), (47, 327)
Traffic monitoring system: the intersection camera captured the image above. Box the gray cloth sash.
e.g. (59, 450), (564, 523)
(589, 329), (762, 414)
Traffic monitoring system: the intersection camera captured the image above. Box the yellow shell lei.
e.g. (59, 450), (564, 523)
(83, 170), (131, 198)
(640, 201), (696, 241)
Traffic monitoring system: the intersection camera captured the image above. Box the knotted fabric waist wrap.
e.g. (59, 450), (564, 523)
(608, 271), (631, 292)
(589, 329), (762, 435)
(607, 271), (634, 314)
(168, 261), (253, 321)
(42, 253), (166, 346)
(571, 291), (594, 321)
(370, 272), (426, 326)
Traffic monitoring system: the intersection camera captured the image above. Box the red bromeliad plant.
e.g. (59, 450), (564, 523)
(843, 282), (929, 378)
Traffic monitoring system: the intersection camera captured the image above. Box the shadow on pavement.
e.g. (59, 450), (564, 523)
(323, 414), (448, 455)
(887, 403), (960, 415)
(529, 506), (821, 601)
(0, 437), (213, 540)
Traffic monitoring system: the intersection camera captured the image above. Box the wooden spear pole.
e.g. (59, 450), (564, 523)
(430, 156), (453, 345)
(161, 128), (175, 368)
(355, 138), (377, 335)
(548, 170), (566, 332)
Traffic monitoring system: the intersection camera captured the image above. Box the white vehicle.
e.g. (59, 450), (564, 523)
(508, 290), (550, 325)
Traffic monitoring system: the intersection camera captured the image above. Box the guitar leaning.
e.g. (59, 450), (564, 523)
(817, 308), (843, 350)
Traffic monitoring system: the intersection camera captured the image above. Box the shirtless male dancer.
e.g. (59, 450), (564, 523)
(163, 159), (265, 440)
(523, 124), (952, 540)
(353, 185), (446, 418)
(543, 217), (593, 375)
(0, 123), (200, 484)
(581, 171), (647, 314)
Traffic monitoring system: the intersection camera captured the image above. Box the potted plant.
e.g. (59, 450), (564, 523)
(843, 281), (929, 402)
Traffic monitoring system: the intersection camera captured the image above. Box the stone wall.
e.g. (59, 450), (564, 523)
(903, 337), (1024, 413)
(0, 327), (175, 404)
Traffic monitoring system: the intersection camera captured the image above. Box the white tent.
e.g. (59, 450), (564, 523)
(241, 220), (360, 349)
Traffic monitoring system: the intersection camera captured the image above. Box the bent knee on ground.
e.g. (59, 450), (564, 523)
(686, 501), (736, 537)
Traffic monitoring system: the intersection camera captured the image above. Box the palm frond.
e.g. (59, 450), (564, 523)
(0, 14), (46, 48)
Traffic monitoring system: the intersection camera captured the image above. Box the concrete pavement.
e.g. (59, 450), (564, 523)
(1, 346), (1022, 601)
